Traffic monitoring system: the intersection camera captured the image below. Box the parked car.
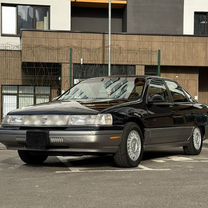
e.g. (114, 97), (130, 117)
(0, 76), (208, 167)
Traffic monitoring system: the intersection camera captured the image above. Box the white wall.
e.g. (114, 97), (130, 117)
(184, 0), (208, 35)
(0, 0), (71, 49)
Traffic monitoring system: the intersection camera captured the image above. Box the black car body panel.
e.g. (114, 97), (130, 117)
(8, 101), (99, 115)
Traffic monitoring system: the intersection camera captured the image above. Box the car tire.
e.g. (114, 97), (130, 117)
(18, 150), (48, 165)
(183, 127), (203, 155)
(114, 122), (144, 168)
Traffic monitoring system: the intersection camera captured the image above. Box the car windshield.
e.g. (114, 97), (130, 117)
(58, 77), (145, 102)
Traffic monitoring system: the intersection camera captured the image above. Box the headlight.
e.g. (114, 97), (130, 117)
(68, 114), (113, 126)
(3, 115), (24, 126)
(2, 114), (113, 127)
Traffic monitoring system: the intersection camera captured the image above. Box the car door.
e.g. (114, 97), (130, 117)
(144, 79), (175, 145)
(164, 80), (194, 143)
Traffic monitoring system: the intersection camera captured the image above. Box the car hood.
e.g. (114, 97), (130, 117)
(7, 100), (127, 115)
(8, 101), (99, 115)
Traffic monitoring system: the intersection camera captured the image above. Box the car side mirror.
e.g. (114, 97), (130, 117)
(148, 94), (165, 104)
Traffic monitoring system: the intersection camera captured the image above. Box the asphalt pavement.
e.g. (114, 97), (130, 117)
(1, 148), (208, 208)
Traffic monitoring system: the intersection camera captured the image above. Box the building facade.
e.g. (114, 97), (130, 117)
(0, 0), (71, 49)
(1, 0), (208, 119)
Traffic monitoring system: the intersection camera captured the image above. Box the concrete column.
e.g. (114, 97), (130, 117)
(61, 64), (71, 93)
(0, 86), (2, 121)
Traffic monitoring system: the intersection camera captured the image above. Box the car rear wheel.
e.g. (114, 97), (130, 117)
(18, 150), (48, 165)
(114, 122), (144, 168)
(183, 127), (203, 155)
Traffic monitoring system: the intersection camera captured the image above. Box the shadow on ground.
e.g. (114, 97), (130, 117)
(28, 149), (185, 169)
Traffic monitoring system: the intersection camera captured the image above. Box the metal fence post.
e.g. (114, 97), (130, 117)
(69, 48), (73, 88)
(157, 49), (161, 76)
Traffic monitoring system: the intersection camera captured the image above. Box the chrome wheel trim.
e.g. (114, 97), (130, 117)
(127, 130), (141, 161)
(193, 128), (202, 150)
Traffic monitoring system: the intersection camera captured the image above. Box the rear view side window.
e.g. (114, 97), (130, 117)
(165, 80), (189, 103)
(147, 80), (169, 102)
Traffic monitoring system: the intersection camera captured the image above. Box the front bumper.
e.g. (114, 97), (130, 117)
(0, 128), (123, 154)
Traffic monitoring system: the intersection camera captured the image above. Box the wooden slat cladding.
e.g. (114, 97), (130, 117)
(0, 51), (22, 85)
(20, 31), (208, 103)
(0, 50), (22, 119)
(21, 31), (208, 68)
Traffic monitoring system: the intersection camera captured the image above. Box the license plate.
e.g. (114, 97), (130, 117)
(26, 131), (49, 149)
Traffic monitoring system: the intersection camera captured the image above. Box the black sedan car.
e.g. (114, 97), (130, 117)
(0, 76), (208, 167)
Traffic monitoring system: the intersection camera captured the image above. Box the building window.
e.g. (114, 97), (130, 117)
(145, 66), (158, 76)
(1, 85), (51, 118)
(1, 4), (49, 36)
(73, 64), (136, 83)
(2, 5), (17, 35)
(71, 7), (126, 33)
(194, 12), (208, 35)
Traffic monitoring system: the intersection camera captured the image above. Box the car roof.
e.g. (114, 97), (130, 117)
(81, 76), (181, 87)
(85, 75), (167, 81)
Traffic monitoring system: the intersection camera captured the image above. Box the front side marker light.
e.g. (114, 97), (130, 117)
(110, 136), (121, 141)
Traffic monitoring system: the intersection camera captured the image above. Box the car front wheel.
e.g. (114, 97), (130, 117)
(183, 127), (203, 155)
(114, 122), (144, 168)
(18, 150), (48, 165)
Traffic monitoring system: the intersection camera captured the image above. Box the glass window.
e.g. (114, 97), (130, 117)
(18, 86), (34, 108)
(18, 6), (34, 32)
(18, 5), (49, 33)
(36, 95), (50, 104)
(1, 4), (49, 35)
(147, 80), (169, 102)
(194, 12), (208, 35)
(35, 86), (50, 95)
(165, 80), (189, 103)
(2, 86), (17, 94)
(1, 85), (51, 118)
(34, 7), (49, 30)
(59, 77), (144, 102)
(3, 95), (17, 117)
(145, 66), (158, 76)
(19, 86), (34, 94)
(2, 6), (17, 35)
(19, 94), (34, 109)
